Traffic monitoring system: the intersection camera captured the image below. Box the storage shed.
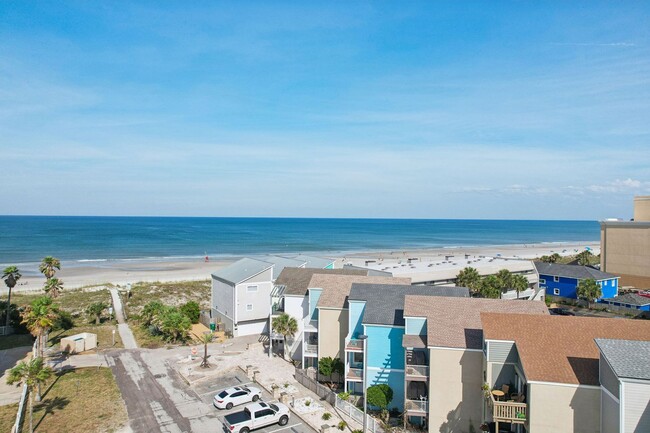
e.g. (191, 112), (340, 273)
(60, 332), (97, 353)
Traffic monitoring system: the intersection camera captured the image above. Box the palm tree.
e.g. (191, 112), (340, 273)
(86, 301), (108, 325)
(455, 267), (481, 293)
(195, 332), (214, 368)
(43, 277), (64, 298)
(2, 266), (21, 329)
(39, 256), (61, 280)
(496, 269), (513, 293)
(6, 357), (53, 433)
(577, 279), (602, 302)
(510, 274), (529, 299)
(271, 313), (298, 360)
(21, 297), (58, 359)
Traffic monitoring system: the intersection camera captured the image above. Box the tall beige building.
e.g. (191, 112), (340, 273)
(600, 196), (650, 288)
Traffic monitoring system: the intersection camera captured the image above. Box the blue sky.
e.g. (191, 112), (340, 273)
(1, 1), (649, 219)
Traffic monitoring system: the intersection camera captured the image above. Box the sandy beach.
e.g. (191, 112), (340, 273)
(4, 241), (599, 293)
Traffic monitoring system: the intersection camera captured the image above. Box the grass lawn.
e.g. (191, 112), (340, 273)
(23, 367), (127, 433)
(0, 403), (18, 433)
(124, 279), (210, 319)
(48, 325), (123, 350)
(0, 333), (34, 350)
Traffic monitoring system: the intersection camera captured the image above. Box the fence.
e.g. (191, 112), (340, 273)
(335, 396), (384, 433)
(295, 369), (336, 405)
(12, 384), (28, 433)
(547, 295), (650, 318)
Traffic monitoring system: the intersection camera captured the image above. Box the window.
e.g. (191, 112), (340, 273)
(553, 288), (560, 296)
(553, 276), (559, 282)
(246, 304), (253, 311)
(247, 285), (258, 292)
(539, 278), (546, 285)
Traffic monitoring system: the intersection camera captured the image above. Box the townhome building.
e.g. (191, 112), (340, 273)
(344, 284), (470, 412)
(402, 296), (549, 432)
(534, 262), (619, 300)
(481, 313), (650, 433)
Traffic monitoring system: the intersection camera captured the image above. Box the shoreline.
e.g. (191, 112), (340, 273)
(2, 240), (600, 292)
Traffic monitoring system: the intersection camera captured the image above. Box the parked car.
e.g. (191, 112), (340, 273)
(549, 307), (576, 316)
(223, 402), (290, 433)
(214, 386), (262, 410)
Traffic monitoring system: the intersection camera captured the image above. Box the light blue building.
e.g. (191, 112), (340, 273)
(534, 262), (619, 300)
(344, 284), (469, 411)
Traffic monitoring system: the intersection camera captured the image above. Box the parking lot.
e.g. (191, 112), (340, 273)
(193, 370), (315, 433)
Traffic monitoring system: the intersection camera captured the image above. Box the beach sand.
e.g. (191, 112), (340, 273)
(5, 241), (599, 293)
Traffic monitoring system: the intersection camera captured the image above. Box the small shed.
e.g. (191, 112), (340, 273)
(60, 332), (97, 354)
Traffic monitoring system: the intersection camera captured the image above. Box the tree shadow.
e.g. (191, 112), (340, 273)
(34, 395), (70, 430)
(41, 368), (75, 400)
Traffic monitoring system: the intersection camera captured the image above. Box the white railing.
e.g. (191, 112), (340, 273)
(347, 367), (363, 380)
(346, 338), (364, 350)
(405, 399), (428, 413)
(335, 396), (384, 433)
(305, 344), (318, 354)
(405, 365), (429, 377)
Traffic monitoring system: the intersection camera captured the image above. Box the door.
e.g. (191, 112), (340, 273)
(253, 409), (274, 428)
(231, 391), (247, 405)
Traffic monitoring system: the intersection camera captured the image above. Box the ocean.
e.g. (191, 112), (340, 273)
(0, 216), (600, 268)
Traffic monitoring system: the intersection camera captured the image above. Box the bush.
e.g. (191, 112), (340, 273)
(180, 301), (200, 324)
(322, 412), (332, 421)
(337, 421), (347, 431)
(366, 384), (393, 409)
(337, 392), (350, 401)
(53, 310), (74, 331)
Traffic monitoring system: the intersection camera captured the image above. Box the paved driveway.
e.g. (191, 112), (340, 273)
(107, 350), (315, 433)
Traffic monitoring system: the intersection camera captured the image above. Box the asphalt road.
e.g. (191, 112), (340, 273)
(107, 350), (315, 433)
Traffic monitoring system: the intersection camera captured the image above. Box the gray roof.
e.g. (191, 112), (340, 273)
(275, 267), (367, 296)
(212, 258), (273, 285)
(290, 254), (335, 269)
(255, 255), (306, 280)
(602, 293), (650, 306)
(534, 262), (618, 281)
(348, 284), (470, 326)
(595, 339), (650, 381)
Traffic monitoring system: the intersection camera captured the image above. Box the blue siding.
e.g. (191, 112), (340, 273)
(405, 317), (426, 335)
(348, 301), (366, 338)
(308, 288), (322, 320)
(366, 368), (405, 411)
(365, 324), (406, 411)
(540, 274), (618, 300)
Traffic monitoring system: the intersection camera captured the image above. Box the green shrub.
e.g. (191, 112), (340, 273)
(322, 412), (332, 421)
(53, 310), (74, 330)
(366, 384), (393, 409)
(180, 301), (200, 324)
(337, 392), (350, 401)
(337, 421), (347, 431)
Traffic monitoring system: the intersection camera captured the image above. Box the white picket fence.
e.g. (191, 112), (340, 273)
(335, 396), (384, 433)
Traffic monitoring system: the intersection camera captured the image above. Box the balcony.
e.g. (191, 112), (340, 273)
(345, 338), (364, 352)
(405, 399), (428, 415)
(304, 316), (318, 332)
(405, 364), (429, 381)
(347, 368), (363, 381)
(489, 393), (527, 424)
(304, 344), (318, 357)
(271, 303), (284, 315)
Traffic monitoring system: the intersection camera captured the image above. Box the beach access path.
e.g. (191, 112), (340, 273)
(109, 288), (138, 350)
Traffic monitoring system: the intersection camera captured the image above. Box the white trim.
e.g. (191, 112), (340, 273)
(620, 381), (625, 433)
(403, 315), (427, 320)
(364, 323), (405, 329)
(527, 380), (601, 390)
(246, 304), (254, 311)
(554, 276), (560, 282)
(366, 367), (405, 373)
(428, 345), (483, 352)
(619, 377), (650, 385)
(485, 339), (516, 344)
(601, 384), (619, 404)
(247, 285), (258, 293)
(553, 288), (560, 295)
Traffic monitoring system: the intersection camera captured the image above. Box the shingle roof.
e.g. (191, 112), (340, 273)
(348, 284), (470, 326)
(602, 293), (650, 306)
(403, 334), (427, 349)
(211, 258), (273, 285)
(595, 339), (650, 381)
(312, 275), (411, 309)
(534, 262), (618, 280)
(290, 254), (335, 269)
(481, 313), (650, 385)
(275, 267), (367, 296)
(404, 296), (549, 350)
(256, 255), (307, 280)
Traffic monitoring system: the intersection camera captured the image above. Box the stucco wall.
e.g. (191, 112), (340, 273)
(318, 308), (348, 360)
(528, 382), (600, 433)
(601, 224), (650, 280)
(428, 348), (483, 433)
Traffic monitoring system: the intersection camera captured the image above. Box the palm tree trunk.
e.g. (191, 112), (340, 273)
(4, 286), (12, 329)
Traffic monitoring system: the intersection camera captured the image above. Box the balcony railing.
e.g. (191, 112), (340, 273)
(405, 399), (428, 414)
(271, 303), (284, 315)
(489, 393), (527, 424)
(345, 338), (364, 351)
(305, 344), (318, 355)
(304, 316), (318, 332)
(405, 365), (429, 380)
(347, 368), (363, 381)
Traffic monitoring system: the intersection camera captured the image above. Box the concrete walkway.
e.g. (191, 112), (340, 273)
(109, 288), (138, 349)
(0, 346), (31, 405)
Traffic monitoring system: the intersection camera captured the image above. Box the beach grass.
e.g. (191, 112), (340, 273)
(11, 288), (114, 324)
(48, 325), (123, 350)
(0, 403), (18, 433)
(123, 279), (210, 319)
(130, 323), (167, 349)
(22, 367), (127, 433)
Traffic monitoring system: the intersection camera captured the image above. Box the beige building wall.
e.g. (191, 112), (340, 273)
(528, 382), (600, 433)
(428, 348), (484, 433)
(634, 196), (650, 222)
(600, 223), (650, 287)
(318, 308), (348, 359)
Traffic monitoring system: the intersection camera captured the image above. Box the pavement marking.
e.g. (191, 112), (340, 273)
(266, 423), (302, 433)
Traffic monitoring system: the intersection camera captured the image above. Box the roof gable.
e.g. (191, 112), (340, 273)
(212, 258), (273, 285)
(534, 262), (617, 280)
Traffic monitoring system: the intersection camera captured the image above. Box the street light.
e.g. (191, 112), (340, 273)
(358, 334), (368, 433)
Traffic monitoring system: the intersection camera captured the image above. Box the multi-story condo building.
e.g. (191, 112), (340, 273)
(481, 313), (650, 433)
(344, 284), (470, 411)
(402, 296), (549, 432)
